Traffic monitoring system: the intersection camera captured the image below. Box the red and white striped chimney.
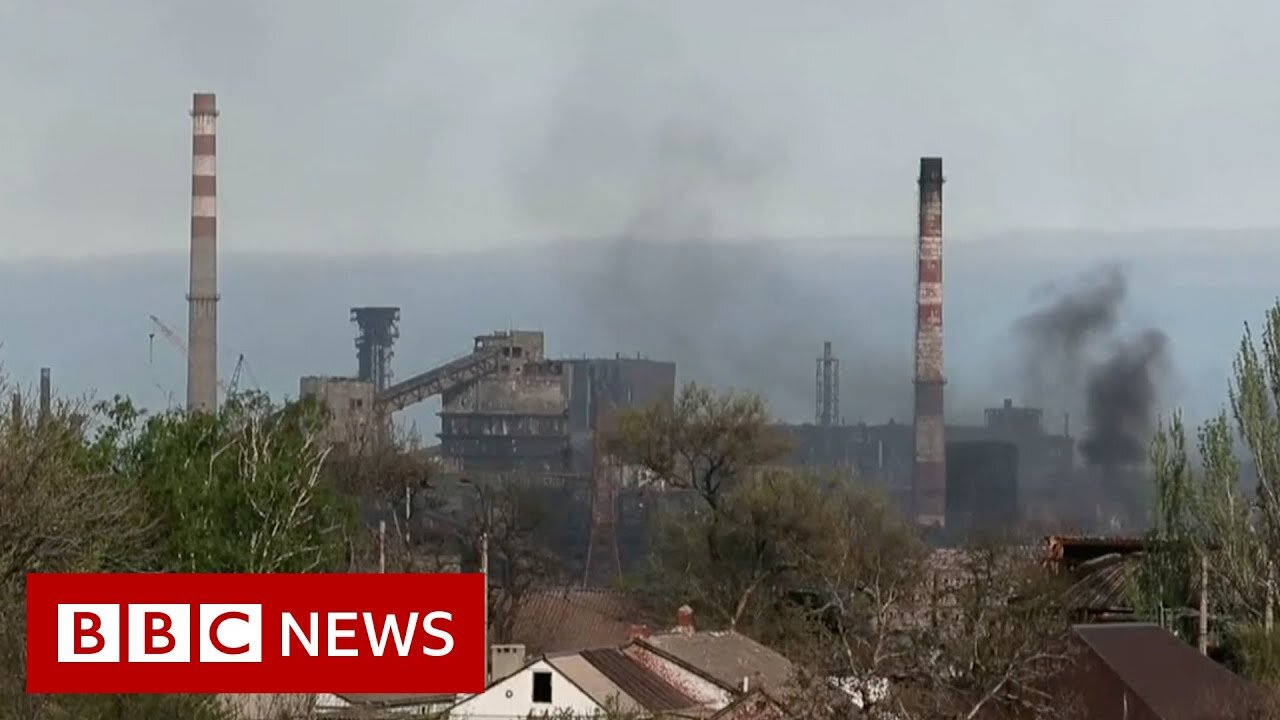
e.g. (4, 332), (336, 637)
(187, 93), (219, 413)
(912, 157), (946, 529)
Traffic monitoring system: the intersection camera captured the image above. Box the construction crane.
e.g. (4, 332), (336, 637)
(148, 315), (249, 396)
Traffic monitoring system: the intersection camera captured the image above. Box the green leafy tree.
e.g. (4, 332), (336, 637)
(1, 385), (356, 719)
(610, 382), (792, 511)
(105, 392), (353, 573)
(1139, 300), (1280, 680)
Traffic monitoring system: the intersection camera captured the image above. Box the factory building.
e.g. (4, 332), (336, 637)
(298, 376), (378, 451)
(774, 397), (1073, 529)
(301, 325), (676, 476)
(945, 440), (1019, 542)
(437, 331), (571, 473)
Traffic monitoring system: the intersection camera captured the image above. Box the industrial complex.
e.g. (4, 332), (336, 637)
(171, 93), (1096, 570)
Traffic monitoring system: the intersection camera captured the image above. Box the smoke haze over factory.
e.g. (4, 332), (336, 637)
(2, 0), (1279, 435)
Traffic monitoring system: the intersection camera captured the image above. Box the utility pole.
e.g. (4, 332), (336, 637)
(378, 520), (386, 574)
(405, 485), (412, 546)
(481, 528), (489, 686)
(1198, 553), (1210, 655)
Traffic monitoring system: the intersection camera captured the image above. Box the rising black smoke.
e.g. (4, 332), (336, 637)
(510, 7), (913, 422)
(1015, 265), (1171, 469)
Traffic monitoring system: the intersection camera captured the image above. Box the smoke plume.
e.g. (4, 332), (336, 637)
(512, 7), (912, 422)
(1014, 264), (1171, 468)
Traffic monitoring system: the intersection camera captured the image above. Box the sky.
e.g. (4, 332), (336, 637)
(3, 1), (1280, 259)
(1, 1), (1279, 435)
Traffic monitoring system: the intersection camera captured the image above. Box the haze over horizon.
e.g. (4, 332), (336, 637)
(4, 1), (1279, 440)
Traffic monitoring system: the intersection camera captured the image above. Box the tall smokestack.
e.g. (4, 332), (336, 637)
(913, 157), (946, 529)
(187, 93), (219, 413)
(816, 340), (839, 427)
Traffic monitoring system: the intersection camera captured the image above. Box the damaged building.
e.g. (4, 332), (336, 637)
(301, 322), (676, 474)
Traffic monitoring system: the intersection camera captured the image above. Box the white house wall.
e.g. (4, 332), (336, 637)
(449, 659), (604, 720)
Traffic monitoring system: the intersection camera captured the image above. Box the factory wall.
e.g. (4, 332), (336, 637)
(945, 440), (1019, 542)
(565, 357), (677, 432)
(774, 399), (1074, 518)
(565, 357), (677, 474)
(438, 360), (573, 474)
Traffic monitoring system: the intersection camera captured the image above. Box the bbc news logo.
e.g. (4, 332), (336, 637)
(27, 573), (486, 693)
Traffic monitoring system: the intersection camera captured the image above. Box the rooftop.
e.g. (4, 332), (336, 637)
(1074, 623), (1255, 719)
(507, 587), (638, 656)
(638, 630), (795, 697)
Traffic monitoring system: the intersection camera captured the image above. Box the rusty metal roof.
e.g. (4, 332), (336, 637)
(1045, 535), (1145, 567)
(579, 647), (699, 712)
(508, 587), (637, 656)
(1073, 623), (1255, 718)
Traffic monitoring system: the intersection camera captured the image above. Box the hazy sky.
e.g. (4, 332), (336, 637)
(4, 0), (1280, 259)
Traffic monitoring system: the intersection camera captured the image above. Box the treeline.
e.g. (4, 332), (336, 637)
(7, 301), (1280, 719)
(0, 392), (365, 719)
(1137, 300), (1280, 689)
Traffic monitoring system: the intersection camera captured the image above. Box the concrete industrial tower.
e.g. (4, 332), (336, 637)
(912, 157), (946, 528)
(351, 307), (401, 391)
(187, 93), (219, 413)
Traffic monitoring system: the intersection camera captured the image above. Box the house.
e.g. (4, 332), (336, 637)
(1063, 623), (1258, 719)
(449, 606), (797, 720)
(505, 587), (639, 656)
(313, 693), (457, 717)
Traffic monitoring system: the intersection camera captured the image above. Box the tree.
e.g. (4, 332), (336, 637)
(610, 382), (792, 510)
(634, 468), (855, 634)
(100, 392), (353, 573)
(0, 386), (232, 720)
(618, 385), (1081, 719)
(467, 477), (566, 644)
(1138, 300), (1280, 682)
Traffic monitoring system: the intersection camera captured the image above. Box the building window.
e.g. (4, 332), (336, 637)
(532, 671), (552, 703)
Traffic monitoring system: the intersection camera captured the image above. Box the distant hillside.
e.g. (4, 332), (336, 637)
(0, 229), (1274, 434)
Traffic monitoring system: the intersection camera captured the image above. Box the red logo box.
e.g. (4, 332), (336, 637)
(26, 573), (486, 694)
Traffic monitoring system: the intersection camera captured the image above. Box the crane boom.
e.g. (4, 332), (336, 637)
(148, 315), (237, 396)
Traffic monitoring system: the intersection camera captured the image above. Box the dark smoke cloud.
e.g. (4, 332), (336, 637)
(1014, 264), (1171, 468)
(511, 7), (911, 422)
(1079, 330), (1170, 466)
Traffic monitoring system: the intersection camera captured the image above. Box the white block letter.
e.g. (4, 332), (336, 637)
(58, 604), (119, 663)
(328, 612), (358, 657)
(199, 604), (262, 663)
(281, 612), (319, 657)
(128, 604), (190, 663)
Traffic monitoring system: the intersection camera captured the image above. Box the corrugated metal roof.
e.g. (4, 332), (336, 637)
(640, 631), (794, 697)
(508, 588), (637, 655)
(579, 647), (699, 712)
(546, 653), (646, 715)
(1074, 623), (1254, 718)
